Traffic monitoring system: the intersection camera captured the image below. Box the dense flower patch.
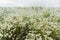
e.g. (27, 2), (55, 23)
(0, 7), (60, 40)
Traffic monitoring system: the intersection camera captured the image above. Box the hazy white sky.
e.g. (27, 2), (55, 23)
(0, 0), (60, 7)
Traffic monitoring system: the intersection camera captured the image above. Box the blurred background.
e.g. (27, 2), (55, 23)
(0, 0), (60, 7)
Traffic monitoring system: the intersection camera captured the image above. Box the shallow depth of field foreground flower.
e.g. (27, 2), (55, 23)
(0, 7), (60, 40)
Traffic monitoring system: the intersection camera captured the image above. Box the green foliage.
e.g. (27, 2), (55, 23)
(57, 18), (60, 23)
(43, 11), (51, 18)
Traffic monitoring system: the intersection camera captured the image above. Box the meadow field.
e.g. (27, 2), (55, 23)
(0, 7), (60, 40)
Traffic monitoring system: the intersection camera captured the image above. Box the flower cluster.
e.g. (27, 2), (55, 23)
(0, 7), (60, 40)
